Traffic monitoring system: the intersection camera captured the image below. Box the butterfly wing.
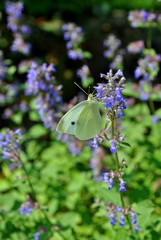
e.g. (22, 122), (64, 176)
(56, 101), (87, 135)
(75, 101), (102, 140)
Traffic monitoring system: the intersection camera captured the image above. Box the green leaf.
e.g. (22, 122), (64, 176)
(8, 66), (16, 75)
(119, 142), (131, 148)
(28, 124), (47, 138)
(83, 51), (92, 59)
(132, 200), (154, 228)
(98, 188), (121, 206)
(58, 212), (81, 227)
(81, 77), (94, 88)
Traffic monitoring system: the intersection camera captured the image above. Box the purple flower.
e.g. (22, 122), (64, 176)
(107, 178), (114, 190)
(20, 25), (32, 34)
(110, 140), (117, 153)
(62, 23), (84, 60)
(128, 10), (151, 27)
(68, 49), (83, 60)
(0, 129), (23, 163)
(102, 172), (109, 182)
(116, 206), (122, 212)
(152, 115), (160, 124)
(130, 211), (140, 231)
(102, 172), (114, 189)
(116, 107), (126, 118)
(95, 70), (127, 119)
(19, 202), (33, 216)
(34, 232), (41, 240)
(103, 34), (121, 58)
(134, 224), (140, 232)
(11, 33), (31, 55)
(119, 179), (127, 192)
(109, 213), (116, 225)
(110, 54), (123, 70)
(115, 87), (123, 101)
(77, 65), (90, 82)
(134, 54), (161, 81)
(0, 51), (8, 79)
(91, 136), (99, 148)
(119, 214), (126, 226)
(103, 96), (114, 108)
(127, 40), (144, 54)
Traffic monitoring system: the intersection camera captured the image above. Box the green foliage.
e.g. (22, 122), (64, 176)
(1, 0), (161, 239)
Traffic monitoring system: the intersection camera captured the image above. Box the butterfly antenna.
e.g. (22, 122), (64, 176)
(74, 82), (88, 96)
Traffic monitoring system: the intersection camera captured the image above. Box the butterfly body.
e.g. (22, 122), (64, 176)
(56, 94), (102, 140)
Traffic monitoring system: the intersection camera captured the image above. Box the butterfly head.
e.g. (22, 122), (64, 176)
(87, 93), (94, 101)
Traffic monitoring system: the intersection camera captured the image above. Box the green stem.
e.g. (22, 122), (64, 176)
(147, 26), (152, 49)
(111, 119), (133, 232)
(18, 157), (53, 228)
(149, 98), (155, 115)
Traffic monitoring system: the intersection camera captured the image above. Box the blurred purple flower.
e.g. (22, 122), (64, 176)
(0, 129), (23, 163)
(103, 34), (121, 58)
(62, 23), (84, 60)
(128, 10), (156, 27)
(19, 202), (33, 216)
(11, 33), (32, 55)
(152, 115), (160, 123)
(127, 40), (144, 54)
(26, 62), (62, 130)
(5, 1), (24, 32)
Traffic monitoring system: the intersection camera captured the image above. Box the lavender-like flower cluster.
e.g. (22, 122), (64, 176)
(5, 1), (31, 54)
(134, 53), (161, 81)
(105, 203), (140, 232)
(103, 171), (126, 192)
(91, 70), (127, 152)
(62, 23), (84, 60)
(103, 34), (121, 58)
(26, 62), (62, 130)
(103, 34), (124, 70)
(5, 1), (24, 32)
(94, 69), (127, 118)
(128, 10), (156, 27)
(0, 129), (23, 163)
